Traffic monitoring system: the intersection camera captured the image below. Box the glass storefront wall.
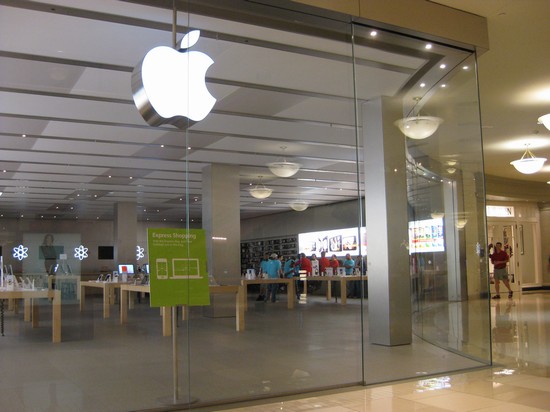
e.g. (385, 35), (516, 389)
(0, 1), (489, 410)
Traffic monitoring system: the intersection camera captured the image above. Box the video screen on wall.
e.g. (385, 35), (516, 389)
(298, 227), (367, 258)
(408, 217), (445, 254)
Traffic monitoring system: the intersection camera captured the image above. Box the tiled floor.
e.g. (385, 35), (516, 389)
(1, 290), (549, 411)
(210, 292), (550, 412)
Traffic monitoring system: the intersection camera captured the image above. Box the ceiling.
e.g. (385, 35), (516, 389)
(435, 0), (550, 181)
(0, 0), (548, 223)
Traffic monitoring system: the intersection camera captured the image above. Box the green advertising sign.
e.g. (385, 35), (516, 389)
(147, 228), (210, 307)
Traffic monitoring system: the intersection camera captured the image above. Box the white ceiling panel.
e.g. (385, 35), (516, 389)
(0, 0), (497, 221)
(0, 92), (146, 125)
(17, 163), (109, 175)
(31, 138), (143, 157)
(191, 113), (356, 145)
(207, 136), (357, 160)
(42, 121), (165, 144)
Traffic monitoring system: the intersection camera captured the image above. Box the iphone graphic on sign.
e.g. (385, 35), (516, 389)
(156, 258), (168, 279)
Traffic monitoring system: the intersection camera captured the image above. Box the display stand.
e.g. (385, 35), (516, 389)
(156, 305), (198, 407)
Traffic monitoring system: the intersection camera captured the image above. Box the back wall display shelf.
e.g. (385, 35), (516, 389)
(240, 236), (297, 274)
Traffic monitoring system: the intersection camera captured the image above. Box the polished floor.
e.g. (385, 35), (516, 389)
(209, 291), (550, 412)
(1, 290), (549, 411)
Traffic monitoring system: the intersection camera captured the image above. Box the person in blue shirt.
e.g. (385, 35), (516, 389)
(283, 256), (295, 278)
(256, 253), (270, 301)
(265, 253), (282, 302)
(343, 253), (355, 275)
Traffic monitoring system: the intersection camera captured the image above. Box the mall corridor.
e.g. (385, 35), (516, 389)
(214, 292), (550, 412)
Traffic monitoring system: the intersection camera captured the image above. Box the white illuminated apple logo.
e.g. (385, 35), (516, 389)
(131, 30), (216, 127)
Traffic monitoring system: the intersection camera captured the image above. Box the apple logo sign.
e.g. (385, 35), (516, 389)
(132, 30), (216, 128)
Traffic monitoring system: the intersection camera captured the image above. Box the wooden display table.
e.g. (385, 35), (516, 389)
(300, 275), (367, 305)
(240, 277), (295, 310)
(80, 281), (127, 318)
(0, 288), (61, 343)
(119, 284), (245, 335)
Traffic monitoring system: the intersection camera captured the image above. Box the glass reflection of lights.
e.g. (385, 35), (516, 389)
(415, 376), (451, 392)
(493, 369), (516, 376)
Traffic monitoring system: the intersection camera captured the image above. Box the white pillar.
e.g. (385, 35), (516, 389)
(363, 96), (412, 346)
(202, 164), (241, 285)
(114, 202), (137, 265)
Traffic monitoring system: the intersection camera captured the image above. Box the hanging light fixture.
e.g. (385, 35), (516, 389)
(538, 114), (550, 131)
(267, 146), (301, 177)
(455, 219), (467, 229)
(248, 177), (273, 199)
(289, 200), (309, 211)
(395, 97), (443, 139)
(510, 144), (547, 174)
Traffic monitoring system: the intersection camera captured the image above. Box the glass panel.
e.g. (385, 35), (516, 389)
(405, 52), (491, 363)
(0, 2), (490, 410)
(352, 24), (491, 382)
(184, 7), (364, 405)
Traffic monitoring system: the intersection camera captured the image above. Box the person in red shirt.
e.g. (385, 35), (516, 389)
(489, 242), (513, 299)
(319, 251), (330, 275)
(297, 253), (312, 275)
(330, 254), (340, 269)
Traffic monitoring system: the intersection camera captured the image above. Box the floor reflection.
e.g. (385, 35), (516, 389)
(217, 292), (550, 412)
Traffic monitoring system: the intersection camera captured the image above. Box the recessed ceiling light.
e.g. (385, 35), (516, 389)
(441, 84), (446, 88)
(21, 134), (26, 137)
(160, 144), (165, 148)
(439, 64), (446, 69)
(425, 43), (432, 50)
(187, 146), (192, 150)
(108, 175), (111, 178)
(370, 30), (377, 37)
(420, 83), (426, 88)
(462, 65), (469, 70)
(129, 176), (133, 179)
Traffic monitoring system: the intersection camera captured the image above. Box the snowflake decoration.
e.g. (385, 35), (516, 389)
(74, 245), (88, 260)
(12, 244), (29, 261)
(136, 245), (145, 260)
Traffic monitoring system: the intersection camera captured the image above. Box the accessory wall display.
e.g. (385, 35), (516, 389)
(241, 236), (297, 274)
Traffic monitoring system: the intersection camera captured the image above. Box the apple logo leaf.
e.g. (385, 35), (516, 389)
(179, 30), (200, 50)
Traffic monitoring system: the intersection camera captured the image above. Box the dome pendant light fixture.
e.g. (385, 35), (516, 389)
(395, 97), (443, 139)
(267, 146), (301, 177)
(538, 114), (550, 131)
(248, 176), (273, 199)
(510, 144), (547, 174)
(289, 200), (309, 211)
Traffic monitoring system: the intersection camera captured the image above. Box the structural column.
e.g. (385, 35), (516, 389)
(202, 164), (241, 285)
(114, 202), (137, 265)
(363, 96), (411, 346)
